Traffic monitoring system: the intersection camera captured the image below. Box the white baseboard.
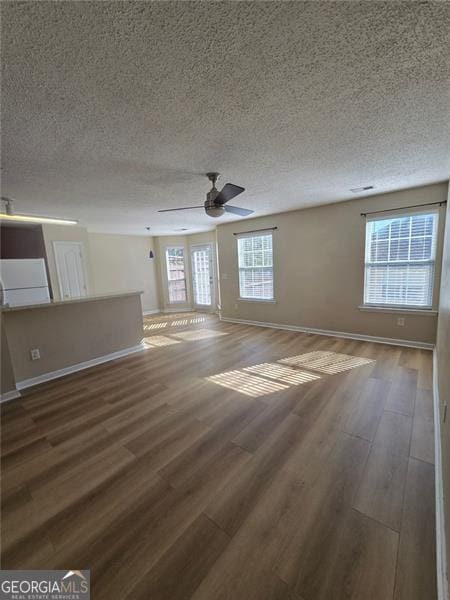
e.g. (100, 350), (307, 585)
(433, 349), (449, 600)
(143, 308), (161, 315)
(219, 316), (434, 350)
(0, 389), (22, 403)
(148, 308), (218, 315)
(16, 343), (147, 391)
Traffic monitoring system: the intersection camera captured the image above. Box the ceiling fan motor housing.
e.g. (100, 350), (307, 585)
(205, 195), (225, 217)
(206, 188), (219, 202)
(205, 186), (224, 217)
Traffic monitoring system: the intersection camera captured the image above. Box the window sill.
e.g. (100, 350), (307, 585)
(358, 305), (438, 316)
(239, 298), (277, 304)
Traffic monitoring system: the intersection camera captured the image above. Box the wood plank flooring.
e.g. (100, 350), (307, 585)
(1, 312), (436, 599)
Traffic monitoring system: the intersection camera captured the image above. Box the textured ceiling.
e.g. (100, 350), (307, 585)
(2, 1), (450, 235)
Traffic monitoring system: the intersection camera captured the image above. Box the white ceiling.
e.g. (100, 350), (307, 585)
(2, 1), (449, 236)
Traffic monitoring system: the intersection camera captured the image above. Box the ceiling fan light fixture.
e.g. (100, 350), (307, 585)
(205, 205), (225, 218)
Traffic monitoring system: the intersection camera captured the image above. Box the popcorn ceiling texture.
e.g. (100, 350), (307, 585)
(1, 1), (449, 234)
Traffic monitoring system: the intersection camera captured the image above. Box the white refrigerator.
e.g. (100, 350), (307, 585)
(0, 259), (51, 306)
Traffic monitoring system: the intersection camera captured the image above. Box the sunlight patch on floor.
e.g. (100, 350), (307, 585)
(143, 335), (181, 347)
(244, 363), (321, 385)
(189, 316), (207, 324)
(173, 329), (228, 341)
(144, 322), (168, 331)
(206, 370), (289, 397)
(143, 313), (209, 331)
(144, 312), (193, 322)
(206, 350), (374, 398)
(279, 351), (375, 374)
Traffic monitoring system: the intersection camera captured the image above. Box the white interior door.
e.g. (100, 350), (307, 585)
(191, 244), (214, 309)
(53, 241), (88, 300)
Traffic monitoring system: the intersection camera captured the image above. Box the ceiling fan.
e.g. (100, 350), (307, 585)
(158, 173), (254, 218)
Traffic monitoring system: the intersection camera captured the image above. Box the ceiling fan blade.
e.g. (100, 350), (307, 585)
(214, 183), (245, 205)
(224, 205), (254, 216)
(158, 206), (204, 213)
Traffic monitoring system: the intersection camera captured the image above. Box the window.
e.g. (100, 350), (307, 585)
(166, 247), (187, 303)
(364, 210), (439, 308)
(237, 232), (274, 300)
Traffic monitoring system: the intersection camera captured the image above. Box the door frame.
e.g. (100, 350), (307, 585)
(53, 241), (89, 299)
(189, 242), (216, 312)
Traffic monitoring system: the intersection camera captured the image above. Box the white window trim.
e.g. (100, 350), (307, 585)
(236, 231), (275, 302)
(165, 245), (188, 304)
(362, 209), (439, 310)
(358, 305), (438, 316)
(239, 298), (277, 304)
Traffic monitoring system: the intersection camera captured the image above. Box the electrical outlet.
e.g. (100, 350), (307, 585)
(221, 273), (228, 280)
(30, 348), (40, 361)
(234, 303), (238, 310)
(397, 317), (405, 326)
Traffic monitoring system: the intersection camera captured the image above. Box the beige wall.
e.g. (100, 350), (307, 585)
(1, 316), (16, 394)
(436, 183), (450, 584)
(88, 233), (159, 313)
(42, 225), (160, 313)
(2, 294), (143, 384)
(42, 224), (94, 301)
(154, 231), (218, 312)
(217, 182), (447, 345)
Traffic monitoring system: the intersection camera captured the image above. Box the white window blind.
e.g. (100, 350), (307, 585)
(166, 247), (187, 303)
(364, 210), (438, 308)
(237, 232), (274, 300)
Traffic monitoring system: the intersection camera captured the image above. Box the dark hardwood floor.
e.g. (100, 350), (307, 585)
(1, 312), (436, 600)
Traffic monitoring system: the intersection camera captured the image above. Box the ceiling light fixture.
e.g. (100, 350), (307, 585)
(0, 213), (79, 226)
(350, 186), (374, 193)
(0, 197), (78, 226)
